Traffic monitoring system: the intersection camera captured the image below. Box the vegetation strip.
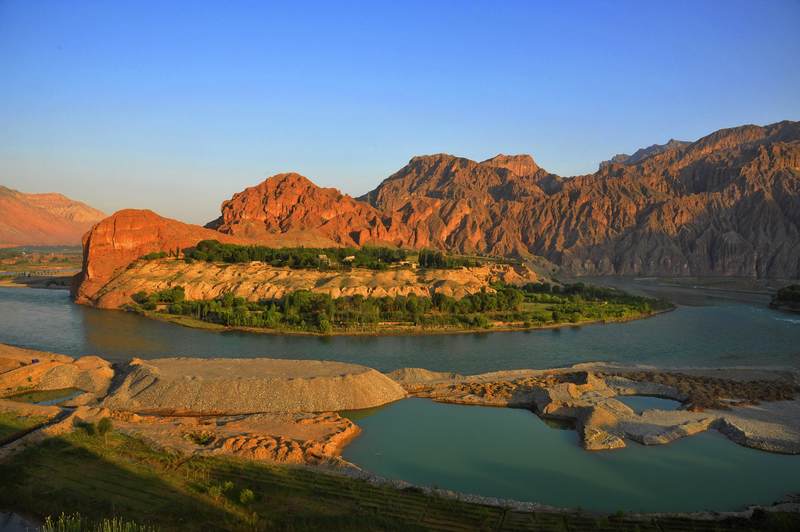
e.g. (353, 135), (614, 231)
(130, 281), (671, 334)
(1, 425), (798, 530)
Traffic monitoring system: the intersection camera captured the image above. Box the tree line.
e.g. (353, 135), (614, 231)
(131, 281), (669, 334)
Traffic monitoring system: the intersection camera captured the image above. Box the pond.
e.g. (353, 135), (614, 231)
(342, 398), (800, 512)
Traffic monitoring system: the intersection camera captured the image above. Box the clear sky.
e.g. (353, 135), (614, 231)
(1, 0), (798, 224)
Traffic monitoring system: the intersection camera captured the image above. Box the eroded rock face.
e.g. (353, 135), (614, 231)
(72, 209), (252, 305)
(206, 172), (414, 248)
(0, 186), (105, 247)
(360, 121), (800, 277)
(111, 411), (360, 465)
(203, 121), (800, 277)
(89, 256), (540, 309)
(103, 357), (406, 415)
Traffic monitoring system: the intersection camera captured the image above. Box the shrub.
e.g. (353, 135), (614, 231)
(239, 488), (256, 505)
(185, 431), (215, 446)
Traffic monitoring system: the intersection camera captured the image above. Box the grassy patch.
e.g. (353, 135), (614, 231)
(0, 410), (48, 441)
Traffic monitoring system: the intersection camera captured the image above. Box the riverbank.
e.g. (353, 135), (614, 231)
(0, 274), (73, 289)
(2, 343), (800, 523)
(136, 304), (675, 337)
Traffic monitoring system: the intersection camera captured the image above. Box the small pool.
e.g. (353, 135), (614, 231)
(342, 398), (800, 512)
(615, 395), (682, 413)
(7, 387), (83, 406)
(0, 512), (38, 531)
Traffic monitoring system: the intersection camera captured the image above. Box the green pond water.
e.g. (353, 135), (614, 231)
(8, 387), (82, 406)
(1, 281), (799, 511)
(343, 398), (800, 512)
(615, 395), (682, 413)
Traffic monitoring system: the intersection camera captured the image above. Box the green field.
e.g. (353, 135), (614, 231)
(0, 425), (796, 531)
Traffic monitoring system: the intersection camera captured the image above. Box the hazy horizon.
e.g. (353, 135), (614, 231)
(2, 0), (799, 224)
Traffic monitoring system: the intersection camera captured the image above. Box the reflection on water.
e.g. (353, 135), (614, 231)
(1, 284), (799, 374)
(342, 398), (800, 512)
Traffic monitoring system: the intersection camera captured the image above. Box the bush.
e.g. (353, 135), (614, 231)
(97, 417), (113, 443)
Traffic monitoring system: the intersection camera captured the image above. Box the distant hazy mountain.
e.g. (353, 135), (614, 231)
(0, 186), (106, 247)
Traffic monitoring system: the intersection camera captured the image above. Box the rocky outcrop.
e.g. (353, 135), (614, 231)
(0, 186), (105, 247)
(72, 209), (253, 305)
(0, 343), (113, 397)
(104, 357), (406, 415)
(88, 256), (540, 309)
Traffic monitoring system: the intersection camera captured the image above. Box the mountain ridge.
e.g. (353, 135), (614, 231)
(72, 120), (800, 305)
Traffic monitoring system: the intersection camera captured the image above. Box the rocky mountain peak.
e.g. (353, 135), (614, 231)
(480, 154), (540, 176)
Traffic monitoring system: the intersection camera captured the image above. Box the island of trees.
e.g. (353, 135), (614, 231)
(130, 281), (672, 335)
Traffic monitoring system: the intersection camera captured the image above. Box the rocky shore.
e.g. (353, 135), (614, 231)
(390, 363), (800, 453)
(2, 342), (800, 470)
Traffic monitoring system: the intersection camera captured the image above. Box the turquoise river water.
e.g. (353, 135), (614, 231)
(1, 281), (799, 511)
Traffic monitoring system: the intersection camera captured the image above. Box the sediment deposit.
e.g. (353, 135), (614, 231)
(103, 357), (407, 414)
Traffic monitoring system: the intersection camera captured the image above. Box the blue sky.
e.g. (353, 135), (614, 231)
(1, 0), (798, 224)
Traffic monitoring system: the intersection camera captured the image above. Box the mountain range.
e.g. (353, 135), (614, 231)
(33, 120), (800, 303)
(206, 120), (800, 278)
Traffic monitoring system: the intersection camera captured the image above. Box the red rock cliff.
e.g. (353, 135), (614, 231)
(72, 209), (251, 305)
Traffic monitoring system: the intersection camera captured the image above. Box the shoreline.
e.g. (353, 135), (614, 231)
(135, 305), (676, 337)
(2, 343), (800, 521)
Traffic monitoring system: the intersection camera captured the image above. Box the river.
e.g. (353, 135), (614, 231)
(1, 280), (799, 512)
(0, 281), (798, 373)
